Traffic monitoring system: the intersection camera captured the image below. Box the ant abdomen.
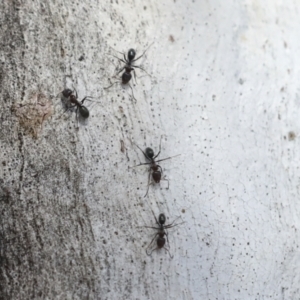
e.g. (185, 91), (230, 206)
(122, 71), (132, 85)
(79, 106), (89, 118)
(152, 170), (161, 183)
(157, 236), (166, 248)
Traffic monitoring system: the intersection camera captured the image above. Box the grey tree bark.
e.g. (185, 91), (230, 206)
(1, 0), (300, 299)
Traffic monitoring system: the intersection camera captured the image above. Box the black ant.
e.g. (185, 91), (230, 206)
(60, 88), (91, 119)
(104, 44), (153, 99)
(133, 136), (180, 197)
(143, 211), (184, 258)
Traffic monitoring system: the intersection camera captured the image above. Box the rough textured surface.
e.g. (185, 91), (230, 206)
(1, 0), (300, 299)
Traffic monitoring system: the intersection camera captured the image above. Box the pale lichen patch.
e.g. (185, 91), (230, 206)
(12, 92), (53, 139)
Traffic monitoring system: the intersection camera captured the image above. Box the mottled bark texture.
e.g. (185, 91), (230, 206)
(1, 1), (300, 299)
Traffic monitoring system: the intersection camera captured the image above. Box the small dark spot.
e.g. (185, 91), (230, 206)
(79, 55), (84, 61)
(144, 6), (147, 10)
(181, 209), (185, 213)
(114, 231), (118, 235)
(2, 161), (6, 166)
(169, 35), (175, 42)
(60, 46), (65, 57)
(238, 78), (244, 85)
(206, 242), (209, 246)
(120, 140), (125, 153)
(288, 131), (296, 141)
(103, 239), (107, 244)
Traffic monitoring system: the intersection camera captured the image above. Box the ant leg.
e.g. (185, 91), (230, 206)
(56, 90), (64, 97)
(59, 105), (76, 118)
(154, 136), (162, 159)
(132, 42), (154, 63)
(133, 142), (149, 159)
(107, 45), (127, 61)
(72, 85), (78, 99)
(81, 96), (95, 104)
(115, 65), (125, 76)
(157, 164), (168, 189)
(140, 226), (160, 230)
(146, 244), (160, 256)
(144, 170), (152, 198)
(163, 226), (174, 259)
(146, 233), (159, 256)
(110, 54), (126, 65)
(110, 47), (125, 56)
(130, 162), (151, 168)
(107, 56), (119, 69)
(160, 231), (172, 257)
(161, 177), (169, 189)
(104, 81), (119, 90)
(123, 53), (127, 63)
(157, 165), (169, 189)
(65, 105), (76, 112)
(166, 217), (181, 228)
(133, 69), (137, 84)
(164, 220), (185, 230)
(81, 96), (88, 104)
(75, 107), (79, 129)
(155, 154), (181, 164)
(131, 64), (151, 77)
(146, 247), (158, 256)
(109, 51), (127, 64)
(164, 246), (174, 259)
(150, 209), (160, 226)
(157, 165), (163, 174)
(132, 53), (145, 63)
(128, 83), (137, 102)
(165, 230), (170, 244)
(80, 96), (96, 104)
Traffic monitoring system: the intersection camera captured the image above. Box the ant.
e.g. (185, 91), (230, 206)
(133, 136), (180, 197)
(104, 44), (153, 99)
(143, 211), (184, 258)
(60, 88), (91, 119)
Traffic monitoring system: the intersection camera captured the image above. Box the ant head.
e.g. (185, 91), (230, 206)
(128, 49), (136, 61)
(145, 147), (154, 159)
(62, 89), (73, 98)
(158, 213), (166, 225)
